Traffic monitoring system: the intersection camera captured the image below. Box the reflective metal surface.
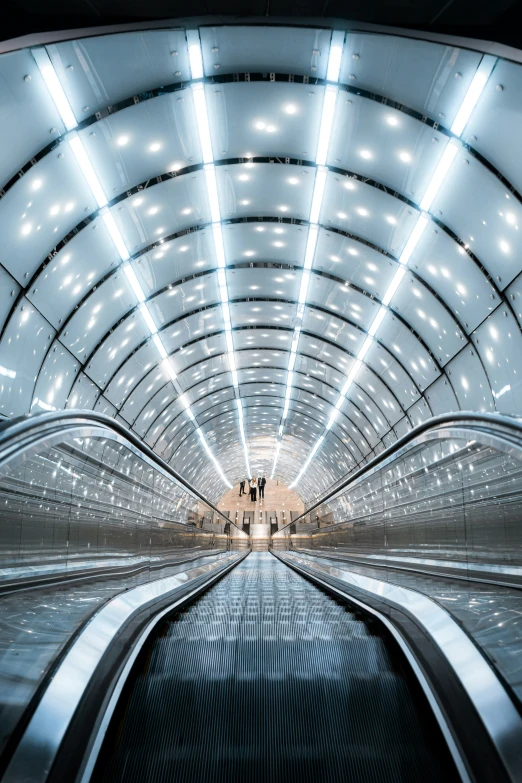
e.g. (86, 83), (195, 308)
(0, 412), (244, 763)
(287, 414), (522, 581)
(277, 550), (522, 783)
(3, 551), (245, 783)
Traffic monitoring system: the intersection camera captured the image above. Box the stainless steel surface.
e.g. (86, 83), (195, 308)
(277, 414), (522, 582)
(0, 412), (246, 763)
(289, 548), (522, 703)
(278, 550), (522, 783)
(3, 551), (246, 783)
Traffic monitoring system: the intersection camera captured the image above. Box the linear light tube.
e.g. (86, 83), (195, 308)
(358, 336), (373, 362)
(152, 333), (167, 358)
(101, 209), (130, 261)
(382, 266), (406, 306)
(399, 213), (429, 265)
(140, 305), (158, 334)
(298, 271), (311, 304)
(340, 359), (362, 397)
(420, 141), (459, 212)
(316, 86), (338, 166)
(162, 357), (177, 381)
(205, 164), (221, 222)
(68, 134), (107, 208)
(451, 55), (496, 137)
(326, 31), (345, 83)
(326, 409), (339, 430)
(193, 83), (214, 164)
(212, 223), (226, 268)
(124, 264), (146, 302)
(368, 306), (387, 337)
(32, 48), (77, 131)
(310, 168), (327, 224)
(187, 30), (204, 80)
(288, 351), (297, 372)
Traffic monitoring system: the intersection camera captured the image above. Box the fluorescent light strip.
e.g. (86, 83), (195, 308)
(316, 86), (338, 166)
(38, 45), (231, 488)
(187, 29), (204, 80)
(326, 30), (345, 83)
(68, 133), (107, 208)
(272, 35), (343, 480)
(310, 170), (327, 224)
(32, 48), (77, 131)
(102, 209), (130, 261)
(291, 110), (473, 485)
(419, 141), (459, 212)
(189, 33), (247, 479)
(451, 55), (497, 137)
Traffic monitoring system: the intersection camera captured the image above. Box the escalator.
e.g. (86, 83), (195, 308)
(2, 411), (522, 783)
(95, 552), (458, 783)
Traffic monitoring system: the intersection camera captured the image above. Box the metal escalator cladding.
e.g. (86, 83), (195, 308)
(96, 552), (459, 783)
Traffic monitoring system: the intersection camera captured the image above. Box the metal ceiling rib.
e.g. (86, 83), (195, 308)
(1, 23), (522, 502)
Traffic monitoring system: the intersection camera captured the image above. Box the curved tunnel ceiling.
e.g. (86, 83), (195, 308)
(1, 22), (522, 503)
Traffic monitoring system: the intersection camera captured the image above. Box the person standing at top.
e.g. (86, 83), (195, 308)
(258, 476), (266, 500)
(239, 479), (245, 496)
(250, 476), (258, 502)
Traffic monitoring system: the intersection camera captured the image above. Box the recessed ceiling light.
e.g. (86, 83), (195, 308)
(387, 116), (399, 126)
(284, 104), (297, 115)
(359, 149), (372, 160)
(149, 142), (161, 152)
(117, 135), (129, 146)
(399, 151), (412, 163)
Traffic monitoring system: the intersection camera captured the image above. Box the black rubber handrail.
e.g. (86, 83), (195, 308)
(0, 410), (240, 531)
(279, 411), (522, 533)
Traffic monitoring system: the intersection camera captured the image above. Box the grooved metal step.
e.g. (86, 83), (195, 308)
(96, 553), (459, 783)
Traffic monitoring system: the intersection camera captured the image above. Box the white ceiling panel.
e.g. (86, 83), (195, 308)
(48, 31), (190, 119)
(200, 25), (332, 78)
(0, 298), (54, 418)
(0, 144), (97, 284)
(78, 90), (202, 198)
(340, 34), (482, 126)
(430, 147), (522, 286)
(28, 215), (119, 328)
(110, 169), (211, 255)
(328, 95), (450, 201)
(320, 171), (420, 256)
(133, 230), (217, 296)
(0, 49), (67, 187)
(207, 82), (323, 161)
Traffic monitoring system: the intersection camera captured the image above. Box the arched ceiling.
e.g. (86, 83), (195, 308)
(1, 22), (522, 504)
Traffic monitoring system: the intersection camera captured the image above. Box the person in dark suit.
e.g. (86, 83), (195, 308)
(239, 479), (245, 496)
(259, 476), (266, 500)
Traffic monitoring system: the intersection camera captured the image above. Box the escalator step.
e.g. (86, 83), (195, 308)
(96, 553), (459, 783)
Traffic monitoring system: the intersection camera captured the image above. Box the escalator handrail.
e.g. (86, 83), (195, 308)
(278, 410), (522, 533)
(0, 409), (239, 530)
